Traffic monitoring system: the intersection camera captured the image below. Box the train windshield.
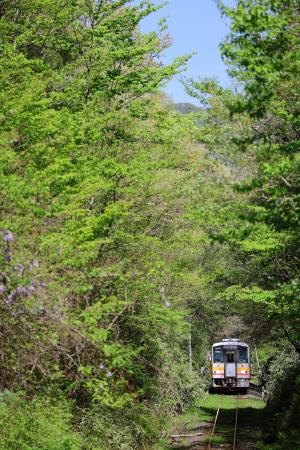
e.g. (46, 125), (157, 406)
(238, 346), (248, 363)
(213, 346), (224, 363)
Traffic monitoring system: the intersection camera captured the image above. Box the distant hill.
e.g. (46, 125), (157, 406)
(174, 102), (202, 114)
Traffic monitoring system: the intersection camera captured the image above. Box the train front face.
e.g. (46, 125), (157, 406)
(211, 339), (250, 391)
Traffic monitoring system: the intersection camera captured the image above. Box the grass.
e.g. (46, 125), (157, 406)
(196, 393), (265, 410)
(152, 393), (300, 450)
(151, 393), (267, 449)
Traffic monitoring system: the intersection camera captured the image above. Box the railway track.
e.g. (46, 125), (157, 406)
(207, 395), (240, 450)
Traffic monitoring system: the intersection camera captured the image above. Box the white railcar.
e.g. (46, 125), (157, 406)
(211, 338), (250, 393)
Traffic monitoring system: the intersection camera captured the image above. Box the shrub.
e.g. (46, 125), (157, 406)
(0, 391), (82, 450)
(75, 403), (159, 450)
(261, 349), (300, 448)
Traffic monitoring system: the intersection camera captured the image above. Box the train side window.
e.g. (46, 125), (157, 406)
(238, 346), (248, 363)
(213, 347), (224, 363)
(226, 353), (235, 363)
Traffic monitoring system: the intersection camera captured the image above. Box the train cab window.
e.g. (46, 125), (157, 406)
(238, 346), (248, 363)
(226, 352), (235, 363)
(213, 347), (224, 363)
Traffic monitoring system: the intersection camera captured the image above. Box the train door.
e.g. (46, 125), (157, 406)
(225, 350), (236, 377)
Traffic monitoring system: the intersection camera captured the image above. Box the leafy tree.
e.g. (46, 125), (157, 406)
(214, 0), (300, 353)
(0, 1), (217, 446)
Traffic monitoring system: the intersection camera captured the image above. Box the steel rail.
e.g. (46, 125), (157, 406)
(232, 394), (240, 450)
(207, 396), (223, 450)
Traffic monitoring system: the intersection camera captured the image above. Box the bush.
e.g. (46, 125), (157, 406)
(76, 403), (159, 450)
(261, 349), (300, 448)
(0, 391), (82, 450)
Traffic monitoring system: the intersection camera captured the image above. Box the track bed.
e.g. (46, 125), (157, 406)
(168, 392), (264, 450)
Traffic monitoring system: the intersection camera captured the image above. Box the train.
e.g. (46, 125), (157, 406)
(210, 338), (251, 393)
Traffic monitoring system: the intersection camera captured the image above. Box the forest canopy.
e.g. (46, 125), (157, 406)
(0, 0), (299, 449)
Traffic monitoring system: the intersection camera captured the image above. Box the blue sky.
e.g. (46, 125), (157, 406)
(138, 0), (233, 103)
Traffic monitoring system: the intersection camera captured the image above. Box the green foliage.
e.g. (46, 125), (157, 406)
(0, 391), (82, 450)
(0, 0), (189, 396)
(2, 0), (298, 447)
(0, 1), (215, 446)
(184, 77), (252, 156)
(178, 2), (300, 447)
(259, 350), (300, 449)
(212, 0), (300, 354)
(182, 4), (300, 445)
(218, 0), (300, 116)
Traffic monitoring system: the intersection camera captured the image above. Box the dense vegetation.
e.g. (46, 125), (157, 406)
(0, 0), (299, 449)
(211, 1), (300, 447)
